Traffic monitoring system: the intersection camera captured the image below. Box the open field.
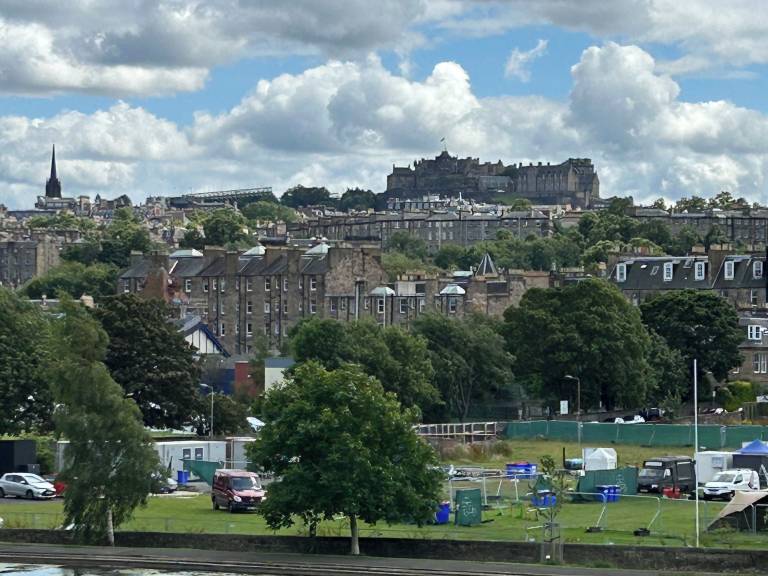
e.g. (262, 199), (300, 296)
(2, 439), (763, 549)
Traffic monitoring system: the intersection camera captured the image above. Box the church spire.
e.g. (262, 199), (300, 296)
(45, 145), (62, 198)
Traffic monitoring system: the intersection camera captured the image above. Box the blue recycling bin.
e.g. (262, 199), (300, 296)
(596, 484), (619, 503)
(532, 490), (556, 507)
(435, 501), (451, 524)
(177, 470), (189, 484)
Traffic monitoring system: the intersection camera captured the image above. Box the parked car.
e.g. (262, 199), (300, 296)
(151, 473), (178, 494)
(703, 469), (760, 501)
(211, 469), (266, 512)
(0, 473), (56, 499)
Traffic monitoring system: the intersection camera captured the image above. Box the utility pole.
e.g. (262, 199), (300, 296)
(565, 375), (581, 449)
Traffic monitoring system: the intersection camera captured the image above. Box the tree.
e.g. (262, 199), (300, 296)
(280, 185), (334, 208)
(192, 393), (250, 436)
(242, 201), (298, 223)
(646, 330), (689, 405)
(0, 288), (53, 434)
(61, 240), (103, 265)
(95, 295), (202, 429)
(506, 197), (532, 210)
(385, 230), (427, 260)
(289, 318), (440, 414)
(21, 261), (119, 302)
(641, 290), (743, 389)
(99, 208), (152, 268)
(202, 209), (247, 246)
(434, 244), (467, 270)
(49, 298), (160, 544)
(412, 314), (515, 421)
(381, 251), (426, 279)
(178, 229), (205, 250)
(674, 196), (707, 213)
(338, 188), (376, 212)
(249, 362), (441, 555)
(666, 225), (701, 255)
(650, 198), (667, 210)
(503, 279), (652, 410)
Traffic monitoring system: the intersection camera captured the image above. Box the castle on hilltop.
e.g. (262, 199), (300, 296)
(385, 150), (600, 208)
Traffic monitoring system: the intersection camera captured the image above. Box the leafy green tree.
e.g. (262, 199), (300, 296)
(242, 201), (298, 223)
(290, 318), (440, 414)
(385, 230), (427, 260)
(27, 213), (96, 233)
(646, 330), (689, 405)
(666, 225), (701, 255)
(506, 197), (532, 210)
(95, 295), (202, 429)
(338, 188), (376, 212)
(635, 219), (673, 249)
(704, 224), (728, 250)
(412, 314), (515, 421)
(99, 207), (152, 268)
(49, 298), (160, 545)
(238, 189), (279, 205)
(650, 198), (668, 210)
(178, 229), (205, 250)
(192, 393), (250, 436)
(674, 196), (707, 213)
(503, 279), (652, 410)
(202, 209), (247, 246)
(0, 289), (53, 434)
(60, 240), (103, 265)
(641, 290), (743, 389)
(280, 185), (334, 208)
(21, 261), (119, 302)
(249, 362), (441, 555)
(716, 380), (759, 411)
(381, 251), (427, 279)
(434, 244), (467, 270)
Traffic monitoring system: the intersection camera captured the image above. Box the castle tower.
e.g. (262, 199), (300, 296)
(45, 145), (61, 198)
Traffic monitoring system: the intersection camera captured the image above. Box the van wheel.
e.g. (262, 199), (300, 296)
(228, 501), (235, 513)
(0, 488), (5, 498)
(25, 490), (33, 499)
(212, 497), (219, 511)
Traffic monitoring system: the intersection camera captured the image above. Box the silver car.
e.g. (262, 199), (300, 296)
(0, 473), (56, 499)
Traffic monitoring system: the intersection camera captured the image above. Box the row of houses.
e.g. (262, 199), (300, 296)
(608, 248), (768, 383)
(119, 241), (552, 356)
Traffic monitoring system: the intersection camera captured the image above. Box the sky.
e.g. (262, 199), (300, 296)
(2, 0), (768, 209)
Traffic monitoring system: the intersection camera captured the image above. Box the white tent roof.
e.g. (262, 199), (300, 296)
(583, 447), (617, 471)
(709, 490), (768, 528)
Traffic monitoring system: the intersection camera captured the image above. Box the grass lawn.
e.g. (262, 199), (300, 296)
(2, 439), (761, 549)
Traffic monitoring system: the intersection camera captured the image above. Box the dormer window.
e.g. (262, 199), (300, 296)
(725, 260), (735, 280)
(616, 263), (627, 283)
(694, 261), (705, 281)
(748, 325), (763, 341)
(754, 261), (763, 280)
(663, 262), (673, 282)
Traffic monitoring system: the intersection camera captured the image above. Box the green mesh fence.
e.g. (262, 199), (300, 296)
(504, 421), (768, 449)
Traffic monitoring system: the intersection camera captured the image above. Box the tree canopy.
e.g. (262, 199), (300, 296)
(248, 362), (441, 554)
(95, 294), (202, 429)
(338, 188), (376, 212)
(289, 318), (440, 414)
(280, 185), (334, 208)
(641, 290), (743, 388)
(21, 261), (119, 302)
(241, 201), (298, 223)
(503, 279), (652, 410)
(0, 288), (53, 434)
(412, 313), (515, 421)
(201, 209), (248, 246)
(49, 298), (160, 544)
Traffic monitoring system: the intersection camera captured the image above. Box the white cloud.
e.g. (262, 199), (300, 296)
(505, 39), (548, 82)
(3, 43), (768, 210)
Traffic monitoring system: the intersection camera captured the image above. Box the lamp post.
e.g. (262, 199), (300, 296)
(693, 359), (700, 548)
(200, 383), (214, 439)
(564, 375), (581, 449)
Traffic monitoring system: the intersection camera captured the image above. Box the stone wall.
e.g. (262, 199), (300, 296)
(2, 529), (767, 573)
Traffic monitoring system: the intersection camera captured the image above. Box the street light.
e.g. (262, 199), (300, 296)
(199, 383), (214, 439)
(564, 375), (581, 449)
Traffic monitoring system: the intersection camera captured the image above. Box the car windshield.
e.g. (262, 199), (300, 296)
(639, 467), (663, 478)
(231, 476), (260, 490)
(713, 473), (736, 483)
(23, 475), (48, 484)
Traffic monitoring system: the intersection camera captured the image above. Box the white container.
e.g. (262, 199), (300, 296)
(695, 450), (734, 485)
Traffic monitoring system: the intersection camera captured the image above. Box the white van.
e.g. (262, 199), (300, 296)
(702, 469), (760, 500)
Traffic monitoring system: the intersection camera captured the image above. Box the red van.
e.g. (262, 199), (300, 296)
(211, 469), (266, 512)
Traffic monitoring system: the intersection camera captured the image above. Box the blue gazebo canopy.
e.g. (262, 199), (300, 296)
(737, 440), (768, 455)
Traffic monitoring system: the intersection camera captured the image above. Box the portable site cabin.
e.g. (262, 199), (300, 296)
(155, 440), (227, 477)
(695, 451), (734, 484)
(225, 437), (256, 469)
(582, 448), (617, 472)
(733, 440), (768, 486)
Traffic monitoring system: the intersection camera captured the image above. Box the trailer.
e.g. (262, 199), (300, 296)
(225, 437), (256, 469)
(155, 441), (227, 478)
(695, 451), (734, 485)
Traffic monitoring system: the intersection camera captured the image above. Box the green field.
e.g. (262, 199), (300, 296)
(1, 439), (764, 549)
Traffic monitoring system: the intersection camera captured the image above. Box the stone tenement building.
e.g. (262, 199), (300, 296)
(119, 243), (549, 354)
(607, 248), (768, 384)
(384, 151), (600, 208)
(0, 232), (63, 288)
(286, 209), (552, 253)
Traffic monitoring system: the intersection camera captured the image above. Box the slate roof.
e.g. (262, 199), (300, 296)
(713, 255), (766, 290)
(301, 255), (330, 274)
(119, 259), (153, 279)
(198, 257), (226, 277)
(171, 256), (206, 278)
(611, 256), (709, 291)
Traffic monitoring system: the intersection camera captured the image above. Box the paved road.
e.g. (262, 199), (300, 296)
(0, 542), (725, 576)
